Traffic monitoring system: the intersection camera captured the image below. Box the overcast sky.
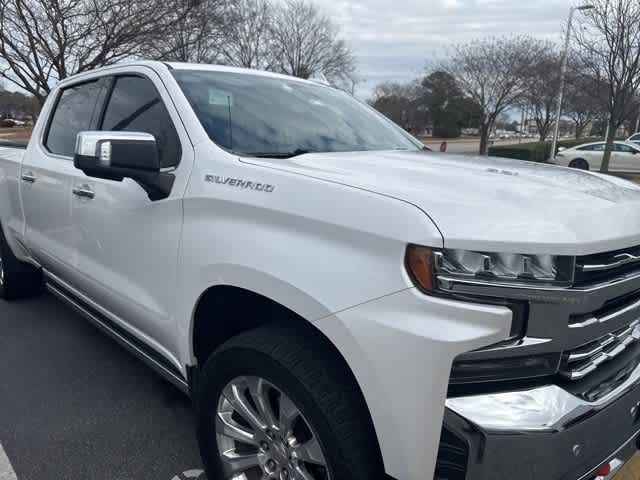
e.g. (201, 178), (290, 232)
(314, 0), (576, 97)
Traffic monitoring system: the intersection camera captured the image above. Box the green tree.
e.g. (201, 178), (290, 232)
(421, 71), (481, 138)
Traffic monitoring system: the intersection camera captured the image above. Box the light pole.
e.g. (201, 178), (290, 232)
(550, 4), (594, 161)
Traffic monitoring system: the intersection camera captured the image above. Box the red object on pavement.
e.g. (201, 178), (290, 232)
(440, 141), (447, 152)
(594, 464), (611, 477)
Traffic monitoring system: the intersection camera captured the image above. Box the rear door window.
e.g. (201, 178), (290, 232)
(45, 81), (102, 157)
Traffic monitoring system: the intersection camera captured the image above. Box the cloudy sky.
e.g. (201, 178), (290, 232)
(313, 0), (576, 97)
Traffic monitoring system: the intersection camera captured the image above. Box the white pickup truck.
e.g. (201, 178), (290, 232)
(1, 61), (640, 480)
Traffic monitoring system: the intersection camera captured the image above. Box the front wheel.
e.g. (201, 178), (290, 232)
(196, 325), (383, 480)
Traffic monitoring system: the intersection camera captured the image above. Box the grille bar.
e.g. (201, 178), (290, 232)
(560, 320), (640, 381)
(579, 253), (640, 273)
(575, 246), (640, 285)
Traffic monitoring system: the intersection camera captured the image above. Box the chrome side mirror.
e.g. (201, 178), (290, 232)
(74, 131), (173, 201)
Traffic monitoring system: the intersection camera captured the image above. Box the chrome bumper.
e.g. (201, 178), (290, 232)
(443, 358), (640, 480)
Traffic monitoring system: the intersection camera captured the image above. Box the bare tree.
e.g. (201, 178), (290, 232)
(445, 36), (535, 155)
(564, 62), (607, 139)
(269, 0), (355, 86)
(0, 89), (40, 119)
(220, 0), (274, 69)
(0, 0), (193, 105)
(521, 42), (562, 142)
(574, 0), (640, 172)
(143, 0), (234, 64)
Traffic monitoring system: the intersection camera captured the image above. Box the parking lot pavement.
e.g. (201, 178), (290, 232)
(2, 292), (640, 480)
(0, 293), (205, 480)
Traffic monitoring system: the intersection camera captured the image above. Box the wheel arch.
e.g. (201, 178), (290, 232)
(569, 157), (590, 170)
(188, 282), (387, 472)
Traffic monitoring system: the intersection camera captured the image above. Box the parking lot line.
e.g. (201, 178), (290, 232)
(0, 443), (17, 480)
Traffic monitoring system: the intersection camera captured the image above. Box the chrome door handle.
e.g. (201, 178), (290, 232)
(72, 184), (95, 199)
(21, 171), (36, 183)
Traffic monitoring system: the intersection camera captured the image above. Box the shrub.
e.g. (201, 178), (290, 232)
(488, 142), (549, 162)
(488, 137), (606, 163)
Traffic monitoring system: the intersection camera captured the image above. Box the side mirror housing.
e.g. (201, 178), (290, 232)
(74, 131), (174, 200)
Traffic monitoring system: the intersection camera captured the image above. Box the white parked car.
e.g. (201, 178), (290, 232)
(1, 62), (640, 480)
(628, 133), (640, 145)
(555, 140), (640, 171)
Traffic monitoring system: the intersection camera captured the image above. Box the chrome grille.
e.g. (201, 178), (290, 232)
(575, 246), (640, 285)
(559, 320), (640, 380)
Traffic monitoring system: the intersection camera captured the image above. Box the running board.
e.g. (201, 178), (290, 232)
(45, 278), (189, 395)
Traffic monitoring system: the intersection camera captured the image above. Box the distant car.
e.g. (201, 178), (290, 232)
(628, 133), (640, 145)
(554, 140), (640, 171)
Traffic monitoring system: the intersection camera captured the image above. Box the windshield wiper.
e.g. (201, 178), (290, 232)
(246, 149), (314, 159)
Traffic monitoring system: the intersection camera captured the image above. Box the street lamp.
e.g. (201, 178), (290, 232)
(550, 4), (594, 162)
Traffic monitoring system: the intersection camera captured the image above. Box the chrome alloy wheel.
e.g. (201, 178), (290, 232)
(215, 376), (331, 480)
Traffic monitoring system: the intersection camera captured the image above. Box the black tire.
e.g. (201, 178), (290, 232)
(196, 324), (384, 480)
(569, 158), (589, 170)
(0, 224), (42, 300)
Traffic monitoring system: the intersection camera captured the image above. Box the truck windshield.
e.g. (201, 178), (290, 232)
(172, 70), (421, 158)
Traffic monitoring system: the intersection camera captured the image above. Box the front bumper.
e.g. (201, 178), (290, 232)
(443, 357), (640, 480)
(316, 266), (640, 480)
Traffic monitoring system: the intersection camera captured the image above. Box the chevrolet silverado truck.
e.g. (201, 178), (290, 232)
(1, 61), (640, 480)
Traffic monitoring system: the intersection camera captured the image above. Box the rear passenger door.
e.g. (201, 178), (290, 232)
(21, 79), (106, 280)
(68, 70), (193, 362)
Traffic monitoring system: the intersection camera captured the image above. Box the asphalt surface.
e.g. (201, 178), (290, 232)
(2, 292), (640, 480)
(0, 293), (206, 480)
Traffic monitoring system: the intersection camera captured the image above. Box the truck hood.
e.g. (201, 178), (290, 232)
(247, 150), (640, 255)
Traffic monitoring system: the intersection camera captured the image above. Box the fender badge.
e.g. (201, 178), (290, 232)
(205, 174), (275, 193)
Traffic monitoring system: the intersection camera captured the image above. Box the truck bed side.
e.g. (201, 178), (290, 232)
(0, 145), (28, 259)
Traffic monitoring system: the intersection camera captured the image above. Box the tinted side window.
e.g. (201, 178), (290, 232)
(46, 81), (101, 157)
(615, 143), (637, 153)
(579, 144), (605, 151)
(101, 76), (181, 168)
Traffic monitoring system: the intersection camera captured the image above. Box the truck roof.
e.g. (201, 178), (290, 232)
(57, 60), (321, 88)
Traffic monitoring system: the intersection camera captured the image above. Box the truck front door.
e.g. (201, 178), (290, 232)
(68, 70), (193, 362)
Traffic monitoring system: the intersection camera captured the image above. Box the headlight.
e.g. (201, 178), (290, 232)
(406, 245), (575, 292)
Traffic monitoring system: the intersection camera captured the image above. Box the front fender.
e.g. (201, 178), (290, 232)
(176, 148), (444, 367)
(314, 289), (512, 480)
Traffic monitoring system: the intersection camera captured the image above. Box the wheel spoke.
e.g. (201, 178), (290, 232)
(220, 448), (260, 477)
(278, 392), (301, 434)
(216, 411), (259, 446)
(222, 378), (266, 432)
(246, 376), (279, 431)
(293, 464), (316, 480)
(292, 436), (326, 466)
